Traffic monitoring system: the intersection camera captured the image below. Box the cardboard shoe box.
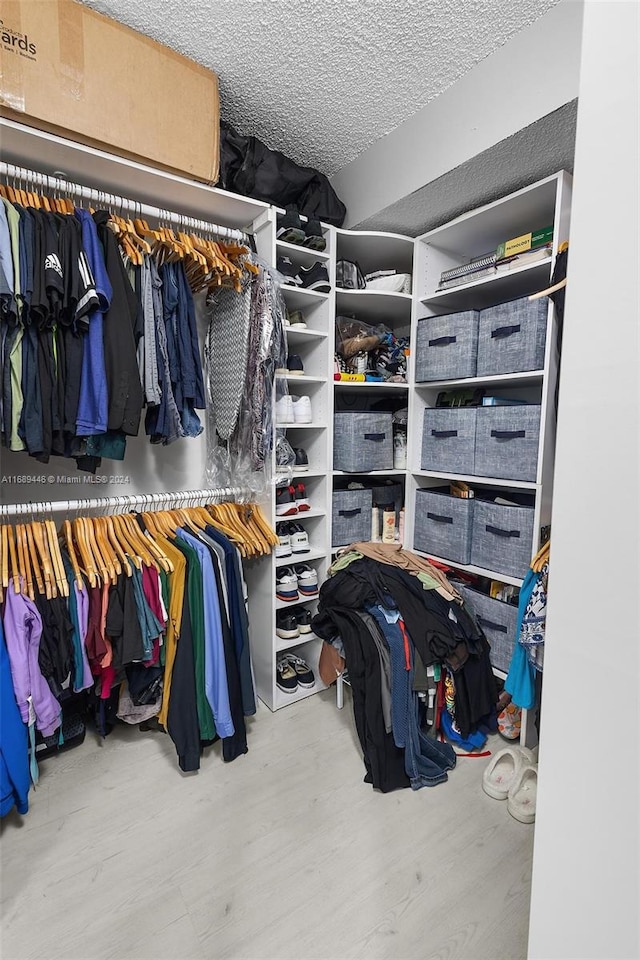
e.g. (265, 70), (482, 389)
(0, 0), (219, 183)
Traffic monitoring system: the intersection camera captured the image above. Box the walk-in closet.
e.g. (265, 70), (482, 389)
(0, 2), (638, 960)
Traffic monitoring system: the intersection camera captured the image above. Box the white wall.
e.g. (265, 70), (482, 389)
(330, 0), (584, 228)
(527, 3), (640, 958)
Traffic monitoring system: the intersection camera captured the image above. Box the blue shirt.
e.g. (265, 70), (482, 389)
(176, 529), (234, 739)
(75, 208), (111, 436)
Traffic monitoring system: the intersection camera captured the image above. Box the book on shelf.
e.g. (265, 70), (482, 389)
(494, 244), (552, 273)
(495, 225), (553, 261)
(440, 252), (496, 283)
(438, 265), (497, 289)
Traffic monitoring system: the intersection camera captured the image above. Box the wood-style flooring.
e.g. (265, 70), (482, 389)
(0, 690), (534, 960)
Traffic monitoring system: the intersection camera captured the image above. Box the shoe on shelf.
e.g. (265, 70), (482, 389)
(276, 567), (299, 602)
(275, 394), (295, 424)
(302, 218), (326, 252)
(276, 208), (305, 244)
(287, 309), (307, 328)
(283, 653), (315, 688)
(276, 658), (298, 693)
(293, 447), (309, 472)
(289, 522), (310, 553)
(507, 763), (538, 823)
(287, 354), (305, 376)
(275, 523), (292, 558)
(482, 746), (536, 801)
(294, 606), (314, 634)
(294, 563), (319, 597)
(299, 262), (330, 292)
(294, 482), (310, 511)
(275, 486), (298, 517)
(277, 256), (302, 286)
(276, 610), (300, 639)
(292, 395), (312, 423)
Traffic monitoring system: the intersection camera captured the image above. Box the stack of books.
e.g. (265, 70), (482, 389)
(437, 226), (553, 290)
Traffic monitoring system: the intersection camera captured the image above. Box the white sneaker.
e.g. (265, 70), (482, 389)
(289, 523), (310, 553)
(275, 524), (292, 558)
(275, 395), (295, 424)
(292, 395), (312, 423)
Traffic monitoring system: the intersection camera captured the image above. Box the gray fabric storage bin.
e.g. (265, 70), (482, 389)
(471, 499), (535, 579)
(370, 482), (404, 511)
(413, 489), (473, 563)
(415, 311), (479, 382)
(474, 405), (541, 481)
(459, 585), (518, 673)
(421, 408), (476, 475)
(332, 489), (372, 547)
(476, 296), (547, 376)
(333, 412), (393, 472)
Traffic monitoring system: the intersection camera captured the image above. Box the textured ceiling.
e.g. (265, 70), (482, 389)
(354, 101), (579, 236)
(80, 0), (561, 176)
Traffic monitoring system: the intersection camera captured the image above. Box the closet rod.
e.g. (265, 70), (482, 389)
(0, 161), (247, 242)
(0, 486), (251, 520)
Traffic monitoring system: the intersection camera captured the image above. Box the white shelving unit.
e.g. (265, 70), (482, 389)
(406, 171), (572, 741)
(330, 228), (416, 551)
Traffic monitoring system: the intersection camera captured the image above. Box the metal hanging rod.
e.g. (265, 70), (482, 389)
(0, 486), (251, 520)
(0, 161), (248, 242)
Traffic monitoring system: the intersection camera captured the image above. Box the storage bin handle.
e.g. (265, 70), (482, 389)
(339, 508), (362, 518)
(431, 429), (458, 439)
(364, 432), (386, 442)
(486, 525), (520, 538)
(491, 324), (521, 339)
(427, 512), (453, 524)
(477, 616), (508, 634)
(428, 335), (457, 347)
(490, 429), (526, 440)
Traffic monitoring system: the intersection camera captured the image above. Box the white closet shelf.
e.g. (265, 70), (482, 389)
(334, 228), (415, 273)
(413, 550), (524, 587)
(275, 632), (320, 654)
(413, 470), (539, 490)
(276, 240), (330, 264)
(275, 422), (326, 430)
(275, 548), (328, 567)
(414, 370), (544, 389)
(282, 287), (330, 308)
(333, 469), (406, 476)
(420, 260), (552, 310)
(0, 117), (267, 229)
(335, 288), (412, 322)
(334, 380), (409, 391)
(277, 507), (326, 519)
(284, 328), (328, 342)
(276, 596), (319, 611)
(274, 678), (328, 709)
(282, 374), (328, 384)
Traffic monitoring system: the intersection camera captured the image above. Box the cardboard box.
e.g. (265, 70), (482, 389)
(0, 0), (219, 183)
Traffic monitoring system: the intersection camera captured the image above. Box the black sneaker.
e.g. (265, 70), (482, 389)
(276, 611), (300, 639)
(283, 653), (315, 688)
(299, 262), (330, 292)
(276, 208), (305, 244)
(294, 607), (313, 634)
(277, 256), (302, 286)
(287, 354), (305, 376)
(293, 447), (309, 473)
(276, 658), (298, 693)
(303, 218), (326, 251)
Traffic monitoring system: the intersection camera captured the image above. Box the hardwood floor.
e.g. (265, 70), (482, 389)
(0, 690), (534, 960)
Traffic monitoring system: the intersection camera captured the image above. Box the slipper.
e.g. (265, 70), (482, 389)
(482, 746), (535, 800)
(507, 763), (538, 823)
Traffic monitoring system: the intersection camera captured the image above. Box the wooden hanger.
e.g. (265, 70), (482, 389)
(25, 523), (46, 597)
(104, 515), (132, 577)
(44, 518), (70, 597)
(6, 525), (20, 595)
(92, 517), (119, 584)
(63, 518), (84, 591)
(14, 524), (29, 598)
(111, 514), (142, 570)
(72, 516), (98, 587)
(31, 521), (55, 599)
(1, 524), (9, 599)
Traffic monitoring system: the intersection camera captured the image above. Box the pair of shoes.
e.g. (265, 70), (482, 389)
(276, 653), (315, 693)
(275, 354), (305, 376)
(482, 746), (539, 823)
(276, 483), (310, 516)
(276, 606), (313, 638)
(276, 209), (326, 251)
(277, 257), (331, 292)
(275, 394), (312, 424)
(276, 564), (318, 601)
(276, 522), (310, 557)
(285, 309), (307, 328)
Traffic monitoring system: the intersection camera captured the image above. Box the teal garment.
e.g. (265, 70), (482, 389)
(158, 569), (170, 668)
(85, 430), (127, 460)
(504, 568), (537, 710)
(130, 567), (164, 662)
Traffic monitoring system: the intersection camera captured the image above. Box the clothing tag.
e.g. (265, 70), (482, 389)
(427, 665), (435, 678)
(27, 695), (36, 727)
(448, 608), (458, 623)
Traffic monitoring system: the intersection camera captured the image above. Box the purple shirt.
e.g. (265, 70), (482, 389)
(3, 582), (61, 737)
